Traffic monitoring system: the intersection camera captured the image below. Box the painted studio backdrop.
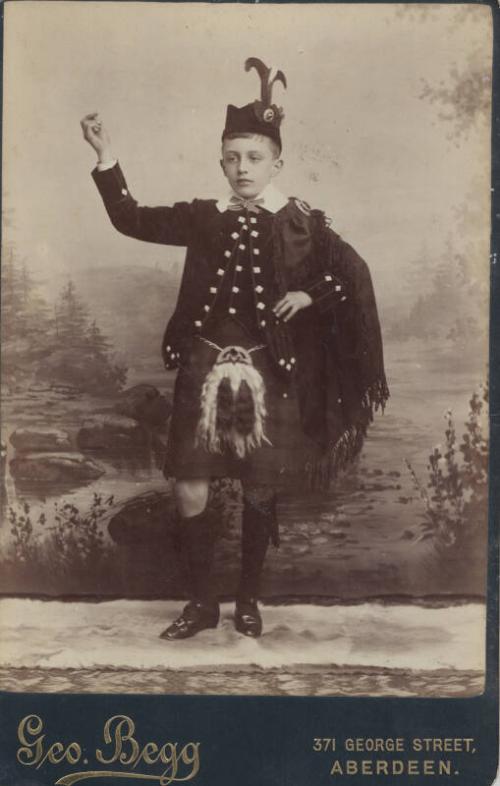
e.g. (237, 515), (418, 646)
(0, 2), (492, 696)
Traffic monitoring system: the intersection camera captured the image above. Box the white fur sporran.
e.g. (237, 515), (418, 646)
(195, 341), (271, 458)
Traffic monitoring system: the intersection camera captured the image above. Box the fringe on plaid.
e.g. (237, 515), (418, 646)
(362, 376), (391, 415)
(305, 376), (390, 490)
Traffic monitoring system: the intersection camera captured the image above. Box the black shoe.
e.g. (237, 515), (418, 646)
(234, 599), (263, 638)
(160, 601), (219, 640)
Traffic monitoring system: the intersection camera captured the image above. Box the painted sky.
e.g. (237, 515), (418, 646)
(2, 2), (492, 308)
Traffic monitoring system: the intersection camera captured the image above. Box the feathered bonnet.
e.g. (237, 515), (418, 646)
(222, 58), (287, 151)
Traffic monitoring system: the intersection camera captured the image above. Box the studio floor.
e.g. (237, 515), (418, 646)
(0, 599), (485, 697)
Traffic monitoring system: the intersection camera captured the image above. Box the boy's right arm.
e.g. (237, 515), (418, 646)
(80, 113), (194, 247)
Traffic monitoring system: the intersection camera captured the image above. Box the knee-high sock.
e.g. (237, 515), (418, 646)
(177, 507), (218, 604)
(237, 490), (277, 601)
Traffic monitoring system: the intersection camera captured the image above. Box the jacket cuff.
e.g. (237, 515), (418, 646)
(304, 272), (346, 315)
(91, 161), (130, 205)
(96, 159), (118, 172)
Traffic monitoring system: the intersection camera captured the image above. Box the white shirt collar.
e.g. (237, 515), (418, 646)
(216, 183), (288, 214)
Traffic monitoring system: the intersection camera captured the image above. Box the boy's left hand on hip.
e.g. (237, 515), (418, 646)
(273, 291), (313, 322)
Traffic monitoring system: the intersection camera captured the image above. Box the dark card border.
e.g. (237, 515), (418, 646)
(0, 2), (498, 785)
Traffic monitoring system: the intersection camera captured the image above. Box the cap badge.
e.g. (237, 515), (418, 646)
(245, 58), (287, 127)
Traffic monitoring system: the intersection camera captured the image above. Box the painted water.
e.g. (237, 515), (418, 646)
(0, 338), (488, 600)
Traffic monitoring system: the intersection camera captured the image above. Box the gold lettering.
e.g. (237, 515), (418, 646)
(330, 760), (343, 775)
(47, 742), (65, 763)
(66, 743), (82, 765)
(158, 745), (178, 785)
(17, 715), (82, 770)
(96, 715), (139, 765)
(160, 743), (178, 764)
(159, 742), (200, 785)
(94, 717), (199, 784)
(344, 737), (405, 752)
(17, 715), (45, 766)
(439, 760), (453, 775)
(413, 737), (476, 753)
(424, 759), (436, 775)
(180, 742), (200, 781)
(133, 741), (160, 767)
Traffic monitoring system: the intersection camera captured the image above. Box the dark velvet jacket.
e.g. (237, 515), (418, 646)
(92, 163), (389, 487)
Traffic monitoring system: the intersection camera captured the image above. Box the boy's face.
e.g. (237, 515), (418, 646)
(220, 135), (283, 199)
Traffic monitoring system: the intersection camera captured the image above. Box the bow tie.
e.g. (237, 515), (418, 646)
(228, 195), (265, 213)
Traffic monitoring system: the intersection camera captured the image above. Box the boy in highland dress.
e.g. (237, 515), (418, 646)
(81, 58), (388, 640)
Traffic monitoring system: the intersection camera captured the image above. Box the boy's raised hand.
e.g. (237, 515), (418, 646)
(80, 113), (113, 162)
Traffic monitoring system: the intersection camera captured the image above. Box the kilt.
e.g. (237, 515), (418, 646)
(163, 317), (315, 486)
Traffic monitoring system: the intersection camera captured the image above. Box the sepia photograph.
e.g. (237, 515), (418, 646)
(0, 1), (493, 700)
